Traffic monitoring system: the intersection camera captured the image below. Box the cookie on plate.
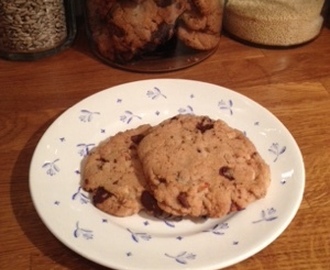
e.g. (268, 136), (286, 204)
(137, 114), (271, 218)
(82, 124), (151, 217)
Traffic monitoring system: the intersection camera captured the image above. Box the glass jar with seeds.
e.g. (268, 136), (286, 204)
(0, 0), (76, 61)
(223, 0), (327, 47)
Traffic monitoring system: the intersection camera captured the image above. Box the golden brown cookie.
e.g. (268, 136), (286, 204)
(137, 115), (271, 218)
(82, 124), (151, 217)
(177, 0), (223, 50)
(177, 27), (220, 50)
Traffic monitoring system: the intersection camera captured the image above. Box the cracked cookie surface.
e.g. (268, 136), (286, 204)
(82, 124), (151, 217)
(137, 114), (271, 218)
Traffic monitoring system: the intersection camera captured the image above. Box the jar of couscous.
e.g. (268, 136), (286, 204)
(83, 0), (225, 72)
(0, 0), (76, 61)
(223, 0), (327, 47)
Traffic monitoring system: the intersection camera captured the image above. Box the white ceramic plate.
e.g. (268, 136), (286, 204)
(30, 79), (305, 270)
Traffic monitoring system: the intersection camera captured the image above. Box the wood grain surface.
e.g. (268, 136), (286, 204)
(0, 19), (329, 270)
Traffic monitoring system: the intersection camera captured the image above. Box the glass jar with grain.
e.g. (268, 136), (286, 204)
(83, 0), (225, 72)
(0, 0), (76, 61)
(223, 0), (327, 47)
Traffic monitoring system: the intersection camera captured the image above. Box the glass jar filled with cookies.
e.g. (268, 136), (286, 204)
(84, 0), (225, 72)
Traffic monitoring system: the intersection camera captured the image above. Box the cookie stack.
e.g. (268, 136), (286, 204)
(85, 0), (224, 63)
(82, 115), (271, 219)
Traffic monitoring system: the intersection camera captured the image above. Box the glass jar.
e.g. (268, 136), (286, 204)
(84, 0), (225, 72)
(0, 0), (77, 61)
(223, 0), (326, 47)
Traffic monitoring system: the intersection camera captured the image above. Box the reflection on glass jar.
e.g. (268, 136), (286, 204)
(0, 0), (76, 61)
(84, 0), (224, 72)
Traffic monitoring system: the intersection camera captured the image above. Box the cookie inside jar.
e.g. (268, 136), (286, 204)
(84, 0), (224, 72)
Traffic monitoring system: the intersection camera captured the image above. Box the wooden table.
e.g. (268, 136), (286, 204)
(1, 20), (329, 270)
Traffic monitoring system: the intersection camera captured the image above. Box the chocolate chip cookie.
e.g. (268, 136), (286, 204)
(82, 124), (151, 217)
(177, 0), (223, 50)
(137, 114), (271, 218)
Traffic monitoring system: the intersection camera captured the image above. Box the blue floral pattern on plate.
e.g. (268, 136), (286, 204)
(74, 222), (93, 240)
(42, 159), (60, 176)
(29, 79), (305, 270)
(165, 251), (196, 265)
(79, 109), (100, 122)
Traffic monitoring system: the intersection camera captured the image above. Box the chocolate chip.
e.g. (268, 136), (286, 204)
(131, 134), (145, 145)
(93, 187), (113, 204)
(149, 22), (173, 45)
(158, 177), (167, 184)
(96, 157), (109, 163)
(154, 0), (175, 7)
(129, 144), (136, 150)
(177, 192), (190, 208)
(196, 122), (214, 133)
(141, 191), (157, 211)
(96, 157), (109, 169)
(141, 190), (163, 217)
(219, 166), (235, 180)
